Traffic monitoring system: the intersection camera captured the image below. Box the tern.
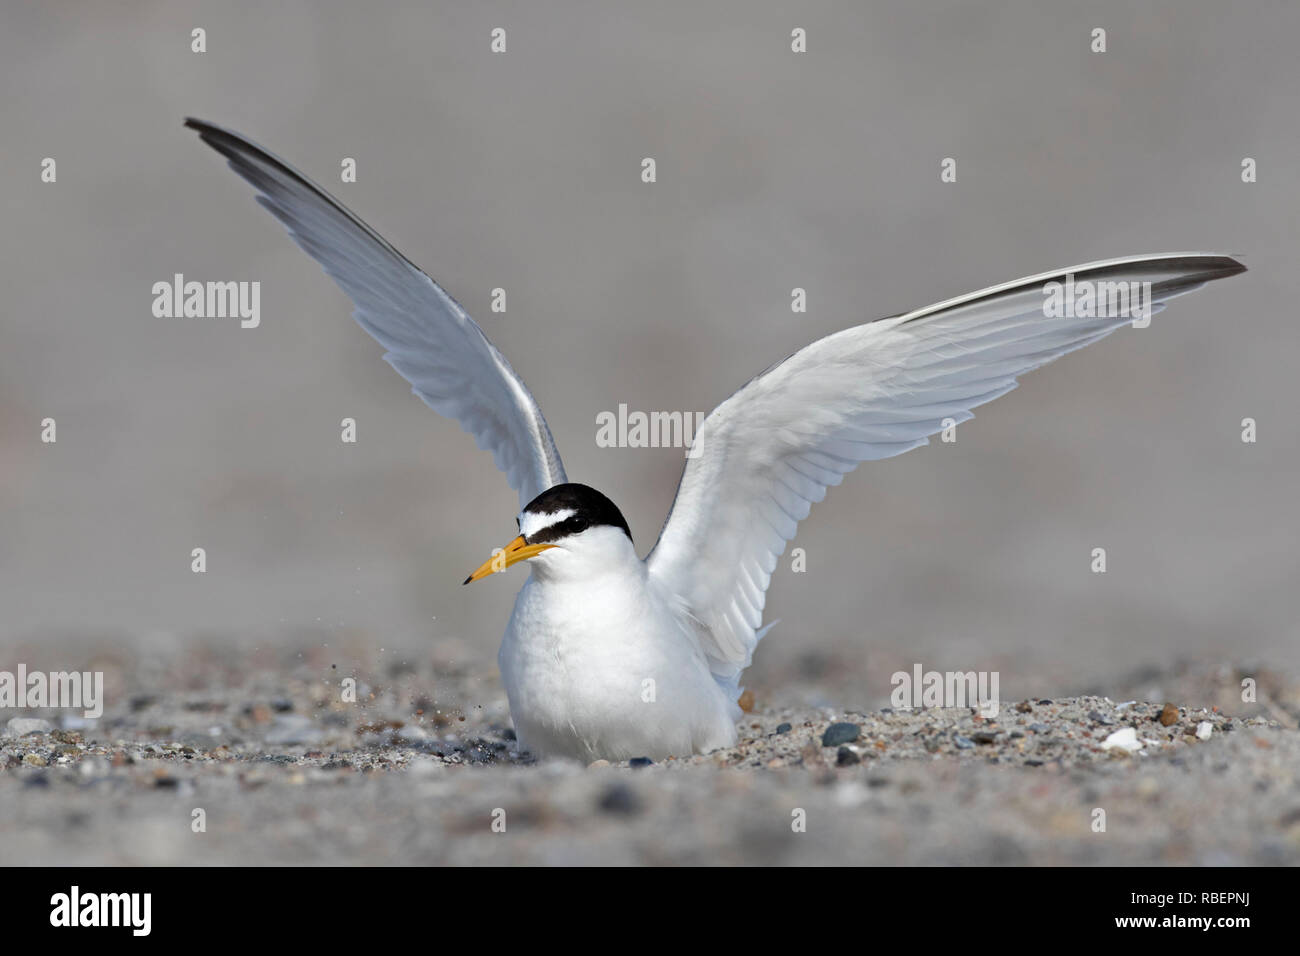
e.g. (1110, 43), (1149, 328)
(186, 118), (1246, 762)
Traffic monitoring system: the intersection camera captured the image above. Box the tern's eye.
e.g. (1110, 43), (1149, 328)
(568, 517), (588, 534)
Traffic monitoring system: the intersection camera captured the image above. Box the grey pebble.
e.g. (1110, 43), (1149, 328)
(775, 722), (792, 734)
(821, 722), (860, 747)
(598, 783), (642, 814)
(836, 746), (861, 766)
(953, 735), (975, 750)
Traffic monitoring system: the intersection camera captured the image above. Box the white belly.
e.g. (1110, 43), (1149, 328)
(498, 572), (738, 762)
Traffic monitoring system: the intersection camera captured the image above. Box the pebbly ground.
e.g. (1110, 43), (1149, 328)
(1, 639), (1298, 865)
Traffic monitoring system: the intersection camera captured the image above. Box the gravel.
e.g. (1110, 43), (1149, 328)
(0, 641), (1296, 865)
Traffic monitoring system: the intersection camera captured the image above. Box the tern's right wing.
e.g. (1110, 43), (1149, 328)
(185, 118), (567, 509)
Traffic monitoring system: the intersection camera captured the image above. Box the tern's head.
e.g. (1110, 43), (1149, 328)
(463, 483), (634, 584)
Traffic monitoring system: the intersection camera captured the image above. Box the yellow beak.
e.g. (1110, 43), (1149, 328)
(463, 535), (557, 584)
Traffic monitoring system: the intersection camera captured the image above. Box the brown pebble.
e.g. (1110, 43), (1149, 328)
(737, 689), (756, 713)
(1158, 703), (1179, 726)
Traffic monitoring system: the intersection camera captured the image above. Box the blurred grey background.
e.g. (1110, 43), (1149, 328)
(2, 0), (1296, 702)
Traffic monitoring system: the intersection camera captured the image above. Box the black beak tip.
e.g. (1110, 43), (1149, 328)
(462, 575), (472, 586)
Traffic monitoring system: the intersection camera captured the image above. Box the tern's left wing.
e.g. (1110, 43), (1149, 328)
(646, 253), (1246, 692)
(185, 119), (567, 509)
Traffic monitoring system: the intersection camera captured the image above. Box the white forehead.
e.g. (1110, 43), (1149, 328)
(519, 507), (576, 539)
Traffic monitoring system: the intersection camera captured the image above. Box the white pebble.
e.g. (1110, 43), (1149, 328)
(1101, 727), (1142, 753)
(1196, 721), (1213, 741)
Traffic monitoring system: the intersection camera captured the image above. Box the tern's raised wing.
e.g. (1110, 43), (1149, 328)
(185, 119), (566, 508)
(647, 253), (1246, 691)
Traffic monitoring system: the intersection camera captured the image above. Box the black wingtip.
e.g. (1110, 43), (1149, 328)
(1201, 253), (1247, 279)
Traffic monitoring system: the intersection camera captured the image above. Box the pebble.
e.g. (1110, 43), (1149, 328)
(598, 783), (642, 814)
(953, 735), (975, 750)
(836, 746), (861, 766)
(23, 753), (47, 767)
(821, 722), (860, 747)
(5, 718), (52, 737)
(1158, 703), (1179, 727)
(1196, 721), (1213, 741)
(775, 722), (792, 735)
(1101, 727), (1142, 753)
(629, 757), (653, 769)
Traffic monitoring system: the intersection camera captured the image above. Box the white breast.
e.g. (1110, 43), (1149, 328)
(497, 532), (738, 761)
